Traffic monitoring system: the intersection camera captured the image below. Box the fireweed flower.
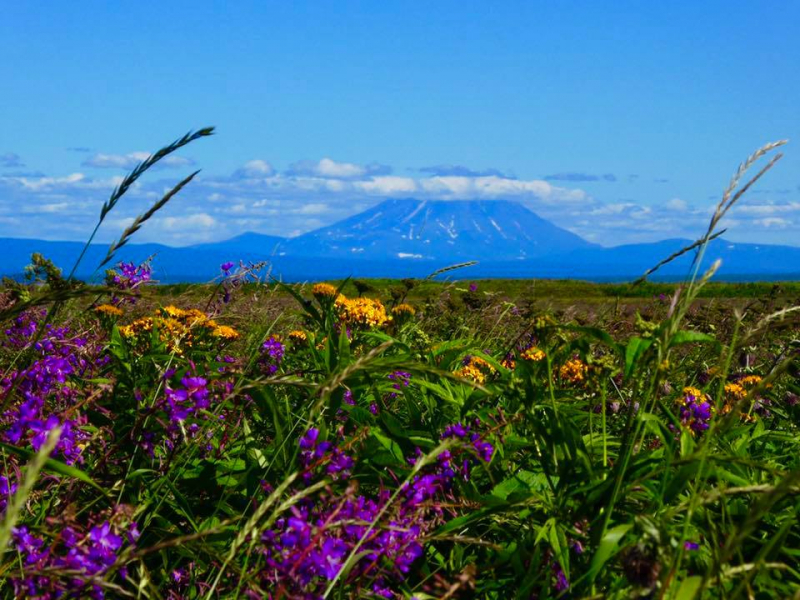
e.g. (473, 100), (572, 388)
(258, 426), (492, 596)
(552, 561), (569, 593)
(298, 427), (354, 482)
(10, 519), (134, 598)
(387, 370), (411, 398)
(260, 336), (285, 375)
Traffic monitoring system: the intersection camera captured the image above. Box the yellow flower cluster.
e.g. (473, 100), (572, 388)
(118, 305), (239, 354)
(312, 283), (338, 299)
(559, 358), (588, 384)
(335, 296), (388, 328)
(724, 382), (746, 401)
(521, 347), (546, 362)
(683, 386), (704, 399)
(739, 375), (765, 388)
(288, 330), (308, 344)
(455, 356), (496, 384)
(94, 304), (124, 317)
(500, 356), (516, 370)
(391, 303), (416, 317)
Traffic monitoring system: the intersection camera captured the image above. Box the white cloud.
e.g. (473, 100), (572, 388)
(753, 217), (792, 229)
(234, 159), (275, 178)
(666, 198), (688, 211)
(159, 213), (216, 231)
(83, 152), (194, 169)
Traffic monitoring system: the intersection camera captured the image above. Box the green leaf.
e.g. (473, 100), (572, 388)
(0, 442), (108, 496)
(586, 523), (631, 581)
(669, 330), (720, 349)
(371, 430), (405, 464)
(624, 336), (653, 377)
(674, 575), (703, 600)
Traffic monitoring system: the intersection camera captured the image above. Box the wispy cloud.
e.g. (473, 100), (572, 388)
(0, 153), (25, 169)
(418, 164), (512, 178)
(286, 158), (391, 179)
(83, 152), (195, 169)
(2, 155), (799, 247)
(544, 172), (616, 182)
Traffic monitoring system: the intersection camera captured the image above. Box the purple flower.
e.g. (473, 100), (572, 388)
(552, 561), (569, 592)
(684, 541), (700, 551)
(221, 261), (235, 273)
(469, 282), (478, 292)
(260, 336), (285, 375)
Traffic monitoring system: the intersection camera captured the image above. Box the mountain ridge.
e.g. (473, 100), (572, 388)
(0, 199), (797, 282)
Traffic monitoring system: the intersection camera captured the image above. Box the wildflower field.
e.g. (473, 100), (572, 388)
(0, 132), (799, 599)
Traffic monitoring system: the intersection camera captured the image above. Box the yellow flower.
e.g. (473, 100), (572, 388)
(683, 386), (703, 399)
(501, 356), (516, 370)
(312, 283), (338, 298)
(94, 304), (123, 317)
(392, 303), (416, 317)
(521, 347), (546, 362)
(455, 364), (487, 384)
(455, 355), (496, 383)
(559, 358), (588, 384)
(212, 325), (240, 340)
(337, 297), (388, 328)
(288, 330), (308, 343)
(162, 305), (186, 319)
(724, 382), (746, 401)
(739, 375), (764, 388)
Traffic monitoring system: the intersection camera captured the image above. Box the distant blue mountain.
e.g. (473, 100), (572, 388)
(283, 199), (596, 260)
(0, 199), (798, 282)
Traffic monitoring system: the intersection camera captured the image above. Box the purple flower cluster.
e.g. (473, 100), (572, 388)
(260, 336), (285, 375)
(165, 375), (210, 423)
(112, 261), (152, 289)
(11, 520), (137, 599)
(387, 370), (411, 398)
(107, 260), (152, 305)
(1, 312), (102, 464)
(298, 428), (354, 483)
(441, 420), (494, 463)
(552, 561), (569, 593)
(258, 430), (473, 598)
(678, 390), (713, 434)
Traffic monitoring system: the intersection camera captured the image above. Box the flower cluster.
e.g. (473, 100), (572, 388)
(119, 306), (239, 354)
(441, 420), (495, 464)
(11, 518), (138, 599)
(259, 424), (494, 597)
(391, 303), (416, 318)
(1, 311), (103, 464)
(387, 370), (411, 398)
(260, 335), (285, 375)
(677, 387), (713, 434)
(521, 346), (546, 362)
(559, 357), (589, 385)
(335, 296), (389, 328)
(288, 330), (308, 344)
(105, 260), (152, 305)
(455, 355), (496, 384)
(311, 282), (338, 299)
(298, 427), (354, 482)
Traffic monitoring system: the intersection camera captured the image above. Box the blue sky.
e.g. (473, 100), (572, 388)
(1, 1), (799, 246)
